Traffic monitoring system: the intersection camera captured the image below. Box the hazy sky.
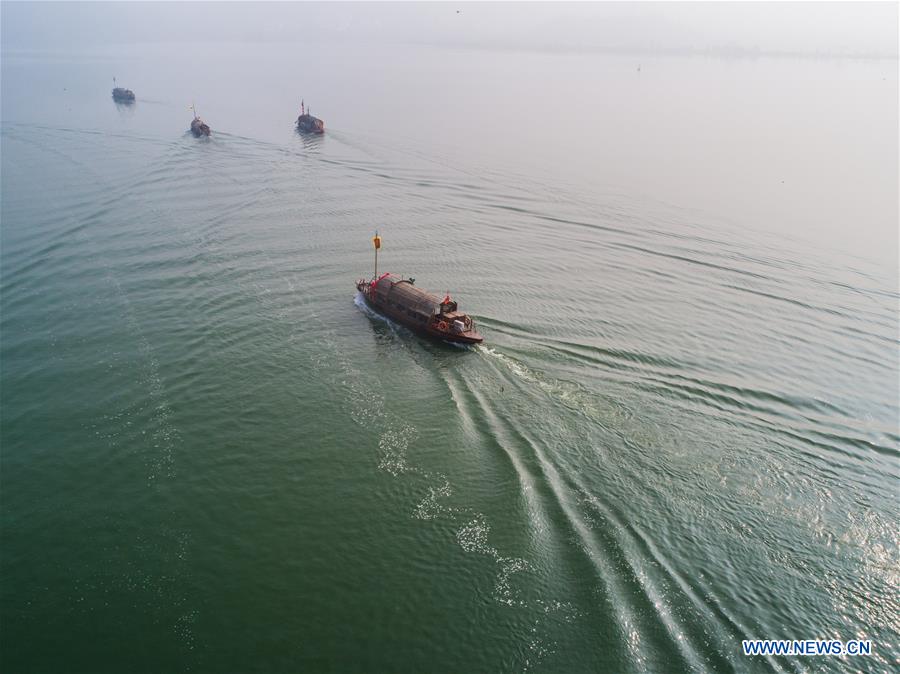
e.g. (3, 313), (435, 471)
(2, 2), (898, 58)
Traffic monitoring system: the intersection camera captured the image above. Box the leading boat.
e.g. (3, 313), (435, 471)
(355, 233), (483, 345)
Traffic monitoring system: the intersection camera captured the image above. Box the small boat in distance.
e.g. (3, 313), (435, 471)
(189, 103), (211, 137)
(296, 99), (324, 134)
(355, 233), (483, 345)
(111, 77), (135, 103)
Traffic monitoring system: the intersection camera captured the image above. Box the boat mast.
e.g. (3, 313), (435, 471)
(373, 231), (381, 279)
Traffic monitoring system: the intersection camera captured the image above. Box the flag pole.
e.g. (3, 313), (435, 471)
(374, 230), (379, 279)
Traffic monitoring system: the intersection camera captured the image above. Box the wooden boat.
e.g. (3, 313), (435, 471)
(296, 99), (324, 134)
(355, 234), (483, 344)
(190, 116), (211, 137)
(356, 274), (483, 345)
(111, 78), (135, 103)
(189, 104), (210, 137)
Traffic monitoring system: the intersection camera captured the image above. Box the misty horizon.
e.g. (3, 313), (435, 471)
(2, 2), (898, 60)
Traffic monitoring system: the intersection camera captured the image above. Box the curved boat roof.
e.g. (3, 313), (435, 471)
(373, 274), (440, 316)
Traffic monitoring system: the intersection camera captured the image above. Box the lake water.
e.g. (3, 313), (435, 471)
(1, 39), (897, 673)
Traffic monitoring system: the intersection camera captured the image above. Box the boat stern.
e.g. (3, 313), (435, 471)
(432, 312), (484, 344)
(455, 329), (484, 344)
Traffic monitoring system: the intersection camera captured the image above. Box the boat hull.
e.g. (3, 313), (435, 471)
(297, 115), (325, 134)
(112, 88), (135, 103)
(356, 284), (483, 345)
(190, 120), (211, 137)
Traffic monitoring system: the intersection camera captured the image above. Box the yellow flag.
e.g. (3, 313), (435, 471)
(373, 234), (381, 250)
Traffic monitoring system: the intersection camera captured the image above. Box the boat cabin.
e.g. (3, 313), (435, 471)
(439, 295), (458, 314)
